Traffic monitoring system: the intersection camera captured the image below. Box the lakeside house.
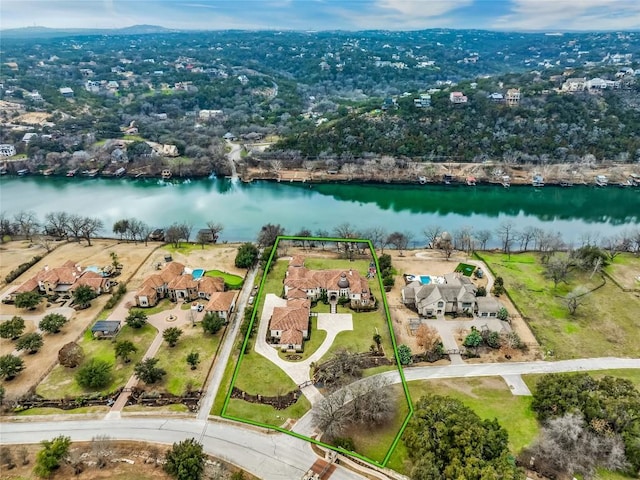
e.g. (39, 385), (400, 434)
(134, 261), (226, 307)
(401, 272), (503, 318)
(449, 91), (468, 104)
(8, 260), (112, 301)
(0, 144), (16, 157)
(283, 255), (372, 307)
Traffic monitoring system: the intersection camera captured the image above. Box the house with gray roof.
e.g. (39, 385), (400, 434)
(402, 273), (477, 317)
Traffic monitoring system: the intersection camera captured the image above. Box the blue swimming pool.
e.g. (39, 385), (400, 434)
(192, 268), (205, 280)
(419, 275), (432, 284)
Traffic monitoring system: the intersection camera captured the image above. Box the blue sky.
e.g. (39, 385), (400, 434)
(1, 0), (639, 31)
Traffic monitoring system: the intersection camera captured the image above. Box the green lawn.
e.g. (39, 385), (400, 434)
(154, 326), (223, 395)
(319, 308), (393, 363)
(476, 252), (640, 359)
(225, 396), (311, 427)
(341, 394), (410, 465)
(386, 377), (539, 476)
(277, 316), (326, 361)
(16, 406), (109, 416)
(141, 298), (174, 316)
(206, 269), (244, 289)
(123, 134), (145, 142)
(37, 324), (157, 398)
(234, 350), (298, 396)
(212, 348), (239, 416)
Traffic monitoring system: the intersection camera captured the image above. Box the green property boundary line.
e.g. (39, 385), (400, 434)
(220, 235), (414, 468)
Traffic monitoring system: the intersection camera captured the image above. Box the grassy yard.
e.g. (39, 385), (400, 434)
(123, 134), (145, 142)
(206, 269), (244, 289)
(17, 406), (109, 416)
(212, 348), (239, 415)
(234, 350), (298, 396)
(225, 396), (311, 427)
(319, 308), (393, 363)
(604, 253), (640, 290)
(477, 252), (640, 359)
(386, 377), (539, 476)
(141, 298), (174, 316)
(37, 324), (157, 398)
(342, 396), (410, 465)
(154, 326), (223, 395)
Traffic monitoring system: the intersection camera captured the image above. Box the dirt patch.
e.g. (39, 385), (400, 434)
(0, 241), (48, 285)
(0, 440), (255, 480)
(606, 256), (640, 291)
(13, 111), (53, 126)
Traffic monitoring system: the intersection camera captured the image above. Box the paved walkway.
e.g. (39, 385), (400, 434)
(197, 264), (259, 420)
(254, 294), (353, 404)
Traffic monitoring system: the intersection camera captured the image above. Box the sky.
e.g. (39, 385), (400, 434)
(1, 0), (640, 32)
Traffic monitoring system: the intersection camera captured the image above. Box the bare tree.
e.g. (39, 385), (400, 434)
(526, 413), (628, 479)
(423, 225), (442, 249)
(518, 226), (536, 251)
(270, 159), (283, 178)
(341, 163), (358, 181)
(165, 223), (182, 248)
(602, 235), (629, 261)
(474, 229), (492, 250)
(66, 214), (85, 242)
(361, 226), (388, 254)
(496, 221), (516, 255)
(206, 221), (224, 243)
(13, 210), (39, 241)
(91, 434), (114, 469)
(311, 388), (350, 439)
(349, 376), (394, 425)
(257, 223), (285, 247)
(44, 211), (69, 239)
(386, 231), (409, 256)
(546, 256), (572, 288)
(80, 217), (104, 246)
(140, 222), (154, 246)
(564, 286), (588, 315)
(179, 222), (193, 244)
(35, 234), (55, 253)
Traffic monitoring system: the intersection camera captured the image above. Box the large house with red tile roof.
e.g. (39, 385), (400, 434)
(134, 261), (227, 307)
(269, 298), (310, 351)
(204, 291), (237, 320)
(283, 255), (372, 307)
(8, 260), (111, 301)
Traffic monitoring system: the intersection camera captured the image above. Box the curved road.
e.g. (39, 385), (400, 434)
(3, 357), (639, 479)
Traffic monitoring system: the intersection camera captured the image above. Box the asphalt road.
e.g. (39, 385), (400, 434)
(1, 417), (365, 480)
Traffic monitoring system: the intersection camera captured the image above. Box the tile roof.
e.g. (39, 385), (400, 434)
(205, 291), (237, 312)
(198, 276), (224, 295)
(168, 275), (198, 290)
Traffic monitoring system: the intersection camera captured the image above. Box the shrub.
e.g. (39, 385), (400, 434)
(134, 357), (166, 384)
(333, 437), (355, 451)
(397, 344), (413, 365)
(164, 438), (205, 480)
(0, 354), (25, 380)
(76, 359), (113, 389)
(39, 313), (68, 334)
(497, 307), (509, 321)
(476, 286), (487, 297)
(125, 309), (148, 328)
(202, 312), (225, 335)
(34, 436), (70, 478)
(235, 242), (259, 268)
(58, 342), (84, 367)
(5, 256), (42, 283)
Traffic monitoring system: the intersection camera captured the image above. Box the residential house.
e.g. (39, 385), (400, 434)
(59, 87), (74, 98)
(134, 261), (226, 307)
(91, 320), (121, 339)
(449, 91), (468, 104)
(488, 92), (504, 103)
(204, 291), (237, 320)
(0, 144), (16, 157)
(561, 77), (586, 92)
(269, 298), (310, 351)
(85, 80), (101, 93)
(283, 256), (372, 307)
(505, 88), (521, 106)
(475, 297), (502, 318)
(9, 260), (111, 301)
(22, 133), (38, 144)
(381, 97), (398, 110)
(402, 273), (476, 317)
(413, 93), (431, 108)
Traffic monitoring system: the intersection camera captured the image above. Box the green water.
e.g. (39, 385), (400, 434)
(0, 176), (637, 245)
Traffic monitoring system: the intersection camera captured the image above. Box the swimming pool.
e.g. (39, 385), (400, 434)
(419, 275), (432, 284)
(192, 268), (205, 280)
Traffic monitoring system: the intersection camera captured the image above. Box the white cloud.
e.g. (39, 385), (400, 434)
(332, 0), (474, 29)
(377, 0), (473, 17)
(494, 0), (640, 30)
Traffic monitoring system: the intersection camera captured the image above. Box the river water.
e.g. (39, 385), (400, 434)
(0, 176), (638, 246)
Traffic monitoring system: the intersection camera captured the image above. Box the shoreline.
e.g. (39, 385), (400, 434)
(1, 171), (639, 189)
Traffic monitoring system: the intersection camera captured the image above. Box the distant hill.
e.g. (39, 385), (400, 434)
(0, 24), (176, 39)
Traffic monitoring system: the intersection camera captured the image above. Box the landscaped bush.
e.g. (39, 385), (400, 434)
(104, 283), (126, 310)
(5, 256), (42, 284)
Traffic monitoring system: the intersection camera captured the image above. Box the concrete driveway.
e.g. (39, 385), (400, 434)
(254, 294), (354, 404)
